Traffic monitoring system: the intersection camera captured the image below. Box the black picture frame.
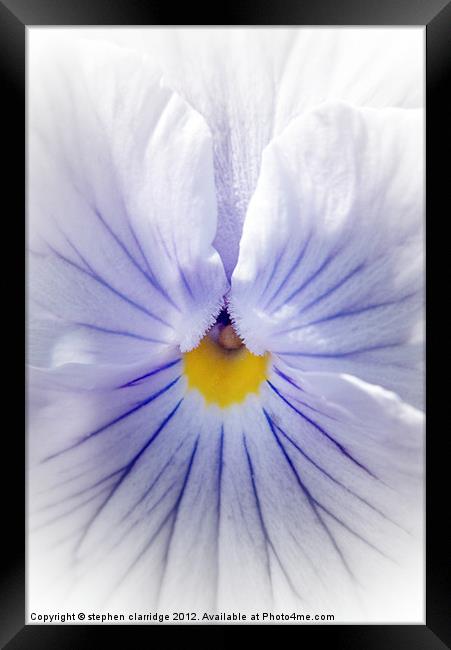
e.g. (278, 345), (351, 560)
(1, 0), (448, 646)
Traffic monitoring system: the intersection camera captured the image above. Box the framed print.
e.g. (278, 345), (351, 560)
(1, 0), (449, 646)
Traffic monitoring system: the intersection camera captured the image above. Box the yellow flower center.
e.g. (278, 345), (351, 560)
(183, 329), (269, 408)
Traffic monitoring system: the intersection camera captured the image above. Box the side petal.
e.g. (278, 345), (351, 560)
(230, 103), (424, 408)
(28, 33), (228, 367)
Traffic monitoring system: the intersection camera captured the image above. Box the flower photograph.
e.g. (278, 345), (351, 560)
(27, 27), (424, 623)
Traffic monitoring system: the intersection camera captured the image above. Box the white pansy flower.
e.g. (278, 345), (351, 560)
(28, 28), (424, 623)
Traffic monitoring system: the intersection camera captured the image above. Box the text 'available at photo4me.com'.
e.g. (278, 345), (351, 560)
(30, 610), (336, 623)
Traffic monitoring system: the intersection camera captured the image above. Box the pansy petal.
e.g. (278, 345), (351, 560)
(28, 33), (228, 367)
(102, 27), (423, 275)
(29, 352), (185, 610)
(267, 359), (423, 488)
(29, 351), (422, 620)
(253, 363), (423, 620)
(29, 367), (222, 612)
(230, 103), (424, 408)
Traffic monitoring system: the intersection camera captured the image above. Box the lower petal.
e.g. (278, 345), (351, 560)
(29, 352), (423, 620)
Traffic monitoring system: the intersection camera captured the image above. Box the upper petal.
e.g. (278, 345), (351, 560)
(28, 33), (228, 367)
(100, 27), (423, 276)
(230, 103), (424, 408)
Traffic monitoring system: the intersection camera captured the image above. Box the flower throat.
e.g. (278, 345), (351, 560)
(183, 309), (269, 408)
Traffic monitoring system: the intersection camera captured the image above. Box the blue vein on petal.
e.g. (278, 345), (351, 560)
(42, 377), (181, 462)
(48, 408), (184, 555)
(264, 410), (393, 567)
(168, 223), (195, 300)
(271, 367), (337, 420)
(262, 410), (355, 578)
(267, 380), (376, 478)
(118, 439), (188, 527)
(119, 358), (181, 388)
(112, 437), (199, 595)
(31, 481), (115, 532)
(275, 342), (402, 359)
(156, 437), (199, 598)
(267, 231), (411, 314)
(215, 426), (225, 610)
(273, 366), (303, 390)
(89, 203), (181, 313)
(153, 218), (195, 301)
(126, 217), (180, 311)
(301, 262), (365, 313)
(264, 407), (404, 532)
(265, 230), (421, 317)
(47, 242), (173, 330)
(74, 321), (167, 344)
(262, 232), (313, 310)
(271, 366), (406, 538)
(105, 438), (190, 554)
(70, 183), (182, 314)
(73, 399), (184, 555)
(273, 248), (340, 312)
(295, 263), (365, 314)
(35, 432), (186, 526)
(243, 434), (304, 603)
(110, 482), (180, 559)
(259, 247), (286, 303)
(275, 292), (418, 336)
(34, 467), (125, 514)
